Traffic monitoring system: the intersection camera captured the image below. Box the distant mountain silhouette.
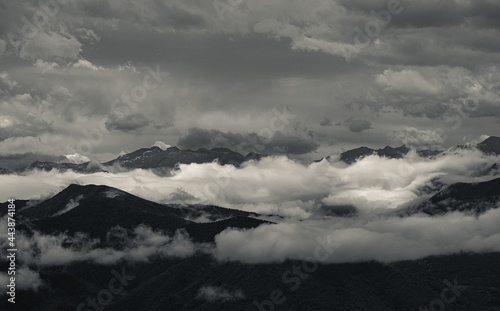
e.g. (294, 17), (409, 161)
(104, 146), (262, 169)
(2, 136), (498, 174)
(6, 147), (262, 174)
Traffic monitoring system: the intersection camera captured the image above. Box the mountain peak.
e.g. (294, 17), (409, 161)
(477, 136), (500, 155)
(339, 147), (375, 164)
(339, 145), (410, 164)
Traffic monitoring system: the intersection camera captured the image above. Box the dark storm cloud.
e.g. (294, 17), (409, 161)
(105, 112), (150, 132)
(82, 30), (365, 83)
(267, 131), (320, 155)
(157, 4), (206, 29)
(0, 0), (499, 159)
(320, 117), (332, 127)
(350, 66), (500, 124)
(177, 128), (318, 155)
(77, 1), (207, 30)
(388, 127), (445, 149)
(344, 118), (372, 133)
(338, 0), (500, 29)
(0, 71), (18, 94)
(80, 0), (114, 18)
(0, 116), (52, 142)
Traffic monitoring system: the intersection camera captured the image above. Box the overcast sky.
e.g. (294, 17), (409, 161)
(0, 0), (499, 167)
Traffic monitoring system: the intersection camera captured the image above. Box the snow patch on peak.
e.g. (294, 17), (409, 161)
(64, 153), (90, 164)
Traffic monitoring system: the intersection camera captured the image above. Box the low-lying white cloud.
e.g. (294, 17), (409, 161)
(213, 207), (500, 264)
(0, 147), (499, 267)
(0, 266), (43, 293)
(0, 147), (498, 218)
(0, 219), (204, 267)
(1, 206), (500, 269)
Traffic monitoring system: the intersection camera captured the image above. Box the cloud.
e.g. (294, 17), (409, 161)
(0, 152), (65, 170)
(253, 18), (360, 61)
(53, 194), (84, 217)
(0, 115), (52, 142)
(105, 112), (150, 132)
(361, 66), (499, 119)
(152, 141), (171, 150)
(196, 286), (245, 302)
(177, 128), (318, 155)
(33, 59), (59, 73)
(19, 31), (82, 61)
(375, 69), (441, 96)
(213, 207), (500, 263)
(0, 72), (18, 92)
(320, 117), (332, 126)
(339, 0), (500, 29)
(64, 153), (91, 164)
(0, 39), (6, 56)
(0, 146), (500, 265)
(0, 219), (203, 267)
(75, 28), (101, 43)
(1, 147), (498, 218)
(388, 127), (445, 149)
(72, 59), (105, 71)
(1, 0), (499, 159)
(344, 118), (372, 133)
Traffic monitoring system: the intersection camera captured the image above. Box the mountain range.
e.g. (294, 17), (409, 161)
(0, 147), (263, 175)
(337, 135), (500, 164)
(1, 136), (499, 174)
(1, 136), (499, 311)
(400, 177), (500, 216)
